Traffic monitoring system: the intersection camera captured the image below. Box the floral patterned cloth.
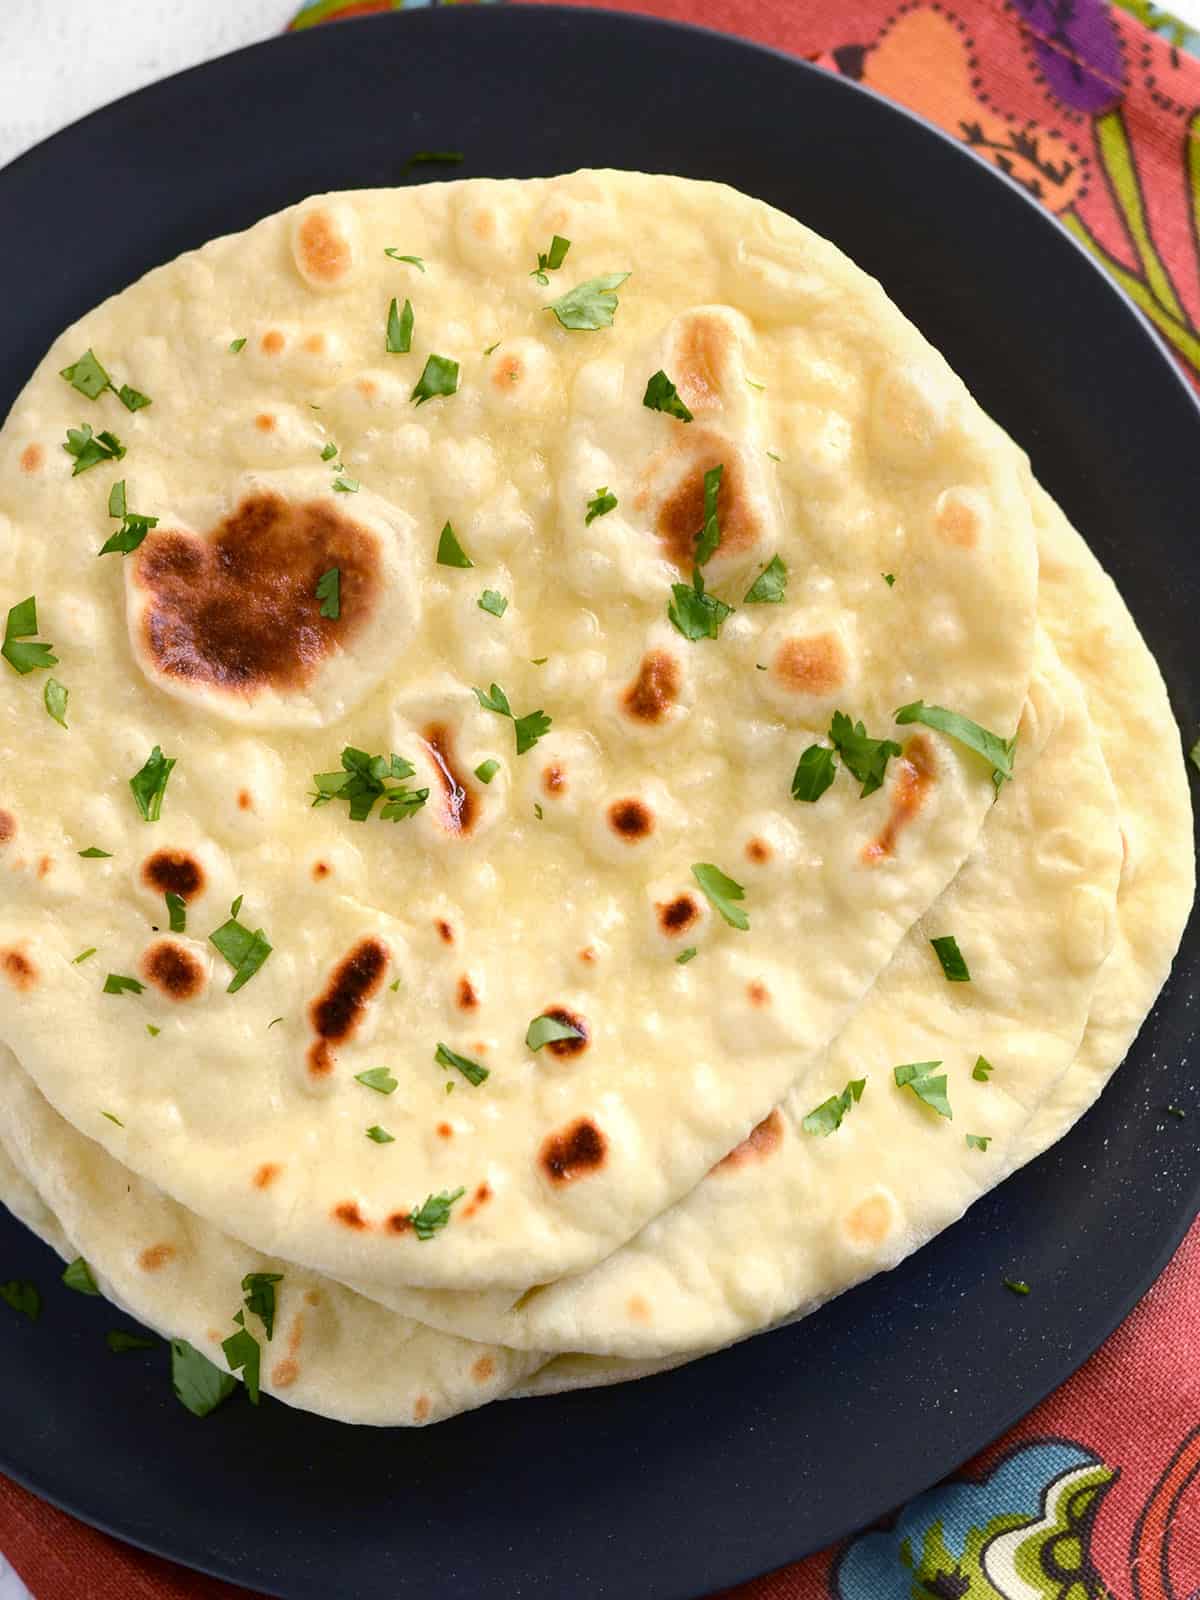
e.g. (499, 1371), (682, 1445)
(3, 2), (1199, 1597)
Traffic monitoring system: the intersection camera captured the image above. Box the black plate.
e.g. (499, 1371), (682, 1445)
(1, 9), (1197, 1597)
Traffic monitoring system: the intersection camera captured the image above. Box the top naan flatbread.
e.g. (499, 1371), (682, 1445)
(0, 172), (1036, 1291)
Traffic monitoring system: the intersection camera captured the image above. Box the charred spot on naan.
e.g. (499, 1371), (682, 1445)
(455, 975), (479, 1011)
(745, 836), (772, 865)
(141, 940), (206, 1001)
(541, 761), (567, 796)
(141, 849), (205, 902)
(540, 1117), (607, 1185)
(667, 310), (741, 417)
(713, 1109), (784, 1174)
(307, 937), (390, 1078)
(539, 1005), (590, 1058)
(471, 1355), (495, 1384)
(620, 650), (681, 724)
(1, 947), (37, 991)
(253, 1162), (282, 1190)
(640, 431), (762, 571)
(843, 1190), (900, 1251)
(656, 892), (701, 937)
(862, 735), (936, 864)
(291, 203), (360, 290)
(130, 493), (381, 700)
(607, 798), (654, 842)
(771, 633), (848, 699)
(138, 1243), (177, 1272)
(0, 811), (15, 846)
(421, 724), (477, 837)
(333, 1200), (369, 1230)
(19, 444), (44, 474)
(461, 1181), (492, 1219)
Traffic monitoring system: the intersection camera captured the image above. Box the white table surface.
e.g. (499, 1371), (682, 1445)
(3, 0), (1200, 1594)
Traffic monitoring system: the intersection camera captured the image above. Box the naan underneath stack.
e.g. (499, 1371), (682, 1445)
(0, 172), (1191, 1424)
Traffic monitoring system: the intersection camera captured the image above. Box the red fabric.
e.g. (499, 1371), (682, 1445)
(6, 2), (1200, 1595)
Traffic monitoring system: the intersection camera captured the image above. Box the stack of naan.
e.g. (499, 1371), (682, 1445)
(0, 172), (1191, 1425)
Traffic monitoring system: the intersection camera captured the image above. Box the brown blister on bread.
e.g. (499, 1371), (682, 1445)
(620, 650), (681, 724)
(862, 735), (936, 864)
(540, 1118), (607, 1185)
(141, 850), (205, 901)
(131, 493), (380, 699)
(714, 1109), (784, 1174)
(422, 724), (477, 837)
(307, 937), (390, 1078)
(141, 940), (206, 1001)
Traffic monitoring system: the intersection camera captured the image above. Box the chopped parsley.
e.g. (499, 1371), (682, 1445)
(73, 947), (97, 964)
(484, 342), (501, 356)
(405, 150), (463, 167)
(585, 486), (618, 525)
(766, 451), (782, 463)
(895, 700), (1016, 788)
(100, 1111), (123, 1126)
(166, 891), (187, 934)
(894, 1061), (952, 1119)
(435, 1041), (489, 1086)
(966, 1133), (991, 1151)
(172, 1338), (236, 1417)
(103, 973), (144, 996)
(63, 423), (126, 475)
(146, 1024), (160, 1037)
(386, 296), (414, 355)
(62, 1257), (99, 1296)
(2, 596), (57, 675)
(533, 802), (544, 820)
(743, 555), (788, 604)
(676, 946), (698, 964)
(802, 1077), (866, 1137)
(930, 935), (971, 983)
(242, 1272), (283, 1340)
(973, 1056), (994, 1082)
(525, 1014), (585, 1052)
(311, 747), (429, 822)
(320, 442), (338, 462)
(1189, 738), (1199, 775)
(98, 504), (158, 556)
(882, 573), (896, 587)
(60, 349), (151, 411)
(668, 567), (732, 642)
(474, 759), (500, 785)
(531, 234), (571, 285)
(478, 589), (508, 617)
(691, 862), (748, 930)
(1, 1281), (40, 1322)
(229, 337), (247, 353)
(546, 272), (630, 331)
(409, 1187), (466, 1241)
(44, 678), (69, 728)
(384, 250), (425, 270)
(107, 1329), (157, 1353)
(830, 711), (902, 798)
(60, 348), (111, 400)
(209, 910), (273, 994)
(129, 745), (176, 821)
(221, 1321), (262, 1405)
(411, 354), (459, 405)
(355, 1067), (398, 1094)
(1004, 1279), (1031, 1297)
(472, 682), (551, 754)
(1167, 1105), (1187, 1119)
(366, 1125), (395, 1143)
(78, 847), (111, 858)
(315, 567), (341, 620)
(332, 474), (360, 494)
(694, 464), (724, 566)
(436, 522), (474, 568)
(642, 369), (693, 422)
(791, 743), (837, 803)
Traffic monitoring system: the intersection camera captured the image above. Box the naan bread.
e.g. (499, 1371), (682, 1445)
(0, 1056), (543, 1426)
(328, 632), (1125, 1356)
(0, 173), (1037, 1293)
